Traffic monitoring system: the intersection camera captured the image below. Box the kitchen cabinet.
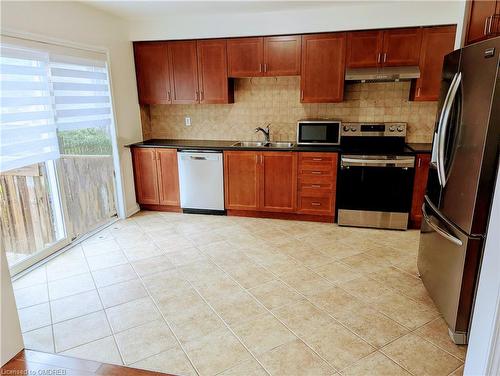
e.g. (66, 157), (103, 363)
(131, 147), (180, 208)
(466, 0), (499, 45)
(133, 42), (171, 105)
(297, 153), (338, 216)
(410, 153), (431, 228)
(227, 36), (301, 77)
(346, 30), (384, 68)
(346, 28), (422, 68)
(168, 41), (199, 104)
(410, 26), (456, 101)
(260, 152), (297, 212)
(197, 39), (233, 104)
(301, 33), (346, 103)
(224, 151), (260, 210)
(224, 151), (297, 213)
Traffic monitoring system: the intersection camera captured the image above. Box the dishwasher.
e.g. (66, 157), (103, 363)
(177, 150), (225, 213)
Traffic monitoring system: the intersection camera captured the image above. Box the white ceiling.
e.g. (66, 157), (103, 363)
(85, 1), (360, 20)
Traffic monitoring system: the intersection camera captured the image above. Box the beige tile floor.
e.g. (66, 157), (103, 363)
(12, 211), (466, 376)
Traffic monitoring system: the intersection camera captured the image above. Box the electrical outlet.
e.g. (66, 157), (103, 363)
(184, 117), (191, 127)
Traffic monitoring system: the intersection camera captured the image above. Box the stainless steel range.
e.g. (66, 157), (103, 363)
(337, 122), (415, 230)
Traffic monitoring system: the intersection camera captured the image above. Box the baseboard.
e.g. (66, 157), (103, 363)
(140, 204), (183, 213)
(227, 209), (334, 223)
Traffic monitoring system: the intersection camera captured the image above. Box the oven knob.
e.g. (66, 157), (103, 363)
(389, 126), (396, 132)
(350, 127), (356, 132)
(343, 125), (350, 132)
(397, 126), (404, 132)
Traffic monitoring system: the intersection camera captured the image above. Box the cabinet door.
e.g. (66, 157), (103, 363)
(133, 42), (171, 105)
(197, 39), (233, 104)
(346, 30), (384, 68)
(157, 149), (180, 207)
(168, 41), (199, 104)
(132, 148), (160, 205)
(224, 151), (259, 210)
(382, 28), (423, 66)
(466, 0), (498, 44)
(227, 37), (264, 77)
(411, 26), (456, 101)
(259, 152), (297, 213)
(263, 35), (301, 76)
(410, 153), (431, 228)
(301, 33), (346, 103)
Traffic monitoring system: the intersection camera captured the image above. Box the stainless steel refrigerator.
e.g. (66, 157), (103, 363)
(418, 37), (500, 345)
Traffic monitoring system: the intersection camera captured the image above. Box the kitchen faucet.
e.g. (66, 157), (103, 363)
(255, 123), (271, 144)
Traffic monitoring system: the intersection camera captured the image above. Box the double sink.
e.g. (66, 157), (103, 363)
(231, 141), (295, 148)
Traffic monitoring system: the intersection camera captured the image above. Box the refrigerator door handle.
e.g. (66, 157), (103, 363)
(436, 72), (462, 187)
(422, 203), (463, 246)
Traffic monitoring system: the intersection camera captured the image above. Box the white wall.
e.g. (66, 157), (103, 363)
(1, 1), (142, 217)
(129, 1), (465, 41)
(1, 251), (23, 366)
(465, 164), (500, 376)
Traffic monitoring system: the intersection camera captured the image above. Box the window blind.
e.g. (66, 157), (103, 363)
(0, 44), (59, 172)
(0, 37), (112, 172)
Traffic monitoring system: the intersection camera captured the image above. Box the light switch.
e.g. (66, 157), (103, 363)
(184, 117), (191, 127)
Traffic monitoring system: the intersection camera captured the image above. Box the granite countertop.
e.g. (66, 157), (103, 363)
(126, 139), (432, 154)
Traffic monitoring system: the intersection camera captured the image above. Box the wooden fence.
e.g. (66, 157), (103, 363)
(1, 155), (116, 264)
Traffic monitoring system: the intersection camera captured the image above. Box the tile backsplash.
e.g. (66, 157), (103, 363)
(143, 77), (438, 143)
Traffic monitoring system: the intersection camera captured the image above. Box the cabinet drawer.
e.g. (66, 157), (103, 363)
(298, 195), (333, 214)
(299, 186), (333, 197)
(299, 153), (337, 164)
(299, 164), (334, 176)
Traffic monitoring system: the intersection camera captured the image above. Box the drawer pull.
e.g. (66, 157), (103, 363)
(311, 171), (322, 175)
(311, 202), (321, 206)
(312, 158), (323, 161)
(310, 184), (321, 188)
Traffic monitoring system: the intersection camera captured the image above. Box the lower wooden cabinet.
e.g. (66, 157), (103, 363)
(410, 153), (431, 228)
(131, 147), (180, 209)
(224, 150), (337, 219)
(224, 151), (297, 213)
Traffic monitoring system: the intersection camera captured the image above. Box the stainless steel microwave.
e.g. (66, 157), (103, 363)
(296, 120), (341, 145)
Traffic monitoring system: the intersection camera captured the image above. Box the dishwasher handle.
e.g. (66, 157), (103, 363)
(189, 156), (208, 161)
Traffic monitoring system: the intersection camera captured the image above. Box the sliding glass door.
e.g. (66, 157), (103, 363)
(1, 38), (118, 274)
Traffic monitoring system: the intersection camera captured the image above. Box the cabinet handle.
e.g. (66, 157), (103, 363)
(312, 158), (323, 161)
(377, 53), (381, 63)
(418, 158), (422, 168)
(487, 15), (493, 35)
(259, 63), (262, 72)
(311, 202), (321, 206)
(417, 87), (421, 97)
(311, 184), (321, 188)
(311, 171), (321, 175)
(167, 91), (171, 102)
(383, 53), (387, 63)
(300, 90), (304, 101)
(264, 63), (267, 73)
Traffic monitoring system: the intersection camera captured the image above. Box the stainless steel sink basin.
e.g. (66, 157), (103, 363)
(268, 142), (295, 148)
(231, 141), (267, 147)
(231, 141), (295, 148)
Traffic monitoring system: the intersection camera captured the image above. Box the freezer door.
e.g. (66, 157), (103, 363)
(418, 196), (483, 342)
(438, 38), (500, 234)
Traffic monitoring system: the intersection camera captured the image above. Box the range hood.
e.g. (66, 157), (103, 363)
(345, 66), (420, 82)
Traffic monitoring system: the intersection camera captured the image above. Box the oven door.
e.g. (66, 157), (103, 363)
(337, 154), (415, 229)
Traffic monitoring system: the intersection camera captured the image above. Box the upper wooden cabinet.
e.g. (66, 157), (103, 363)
(197, 40), (233, 104)
(346, 28), (422, 68)
(169, 41), (199, 104)
(134, 43), (171, 105)
(227, 36), (301, 77)
(382, 28), (423, 66)
(263, 36), (302, 76)
(134, 40), (233, 105)
(301, 33), (346, 103)
(346, 31), (384, 68)
(131, 147), (180, 208)
(466, 0), (499, 45)
(410, 26), (456, 101)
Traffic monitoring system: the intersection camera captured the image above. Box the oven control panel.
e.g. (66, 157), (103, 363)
(341, 122), (407, 137)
